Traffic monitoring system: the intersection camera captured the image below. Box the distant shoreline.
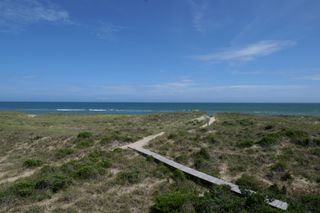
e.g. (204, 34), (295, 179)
(0, 102), (320, 116)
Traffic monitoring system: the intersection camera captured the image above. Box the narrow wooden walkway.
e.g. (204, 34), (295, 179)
(128, 144), (288, 210)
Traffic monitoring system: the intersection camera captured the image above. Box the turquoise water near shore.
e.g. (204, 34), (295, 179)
(0, 102), (319, 116)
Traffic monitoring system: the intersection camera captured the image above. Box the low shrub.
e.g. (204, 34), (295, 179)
(100, 136), (112, 145)
(152, 191), (196, 213)
(11, 181), (35, 197)
(174, 155), (188, 164)
(281, 172), (292, 181)
(55, 148), (73, 159)
(23, 159), (43, 168)
(193, 157), (208, 170)
(75, 140), (94, 148)
(235, 174), (264, 192)
(237, 140), (255, 148)
(115, 170), (140, 185)
(313, 138), (320, 146)
(98, 160), (112, 168)
(257, 133), (280, 147)
(152, 185), (274, 213)
(311, 148), (320, 157)
(167, 133), (178, 140)
(300, 194), (320, 212)
(271, 161), (287, 173)
(35, 175), (69, 193)
(100, 132), (135, 144)
(152, 164), (170, 179)
(195, 147), (210, 160)
(206, 134), (217, 144)
(239, 119), (253, 126)
(74, 166), (97, 179)
(264, 125), (274, 130)
(267, 184), (286, 197)
(283, 129), (311, 146)
(77, 131), (92, 139)
(171, 169), (185, 182)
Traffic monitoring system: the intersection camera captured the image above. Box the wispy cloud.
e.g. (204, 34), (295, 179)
(309, 74), (320, 80)
(188, 0), (208, 33)
(0, 0), (71, 33)
(151, 79), (193, 91)
(192, 40), (296, 62)
(297, 73), (320, 81)
(96, 22), (127, 41)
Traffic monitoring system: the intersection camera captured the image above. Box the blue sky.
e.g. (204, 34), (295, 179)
(0, 0), (320, 102)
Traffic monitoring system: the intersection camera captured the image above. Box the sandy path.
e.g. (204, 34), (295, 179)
(121, 132), (164, 149)
(0, 168), (39, 184)
(201, 116), (216, 128)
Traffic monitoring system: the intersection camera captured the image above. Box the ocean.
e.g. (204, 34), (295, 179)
(0, 102), (319, 116)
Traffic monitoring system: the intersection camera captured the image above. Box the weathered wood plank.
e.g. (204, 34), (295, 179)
(129, 146), (288, 210)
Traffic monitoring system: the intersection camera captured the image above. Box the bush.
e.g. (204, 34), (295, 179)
(167, 133), (177, 140)
(100, 136), (112, 145)
(116, 170), (140, 185)
(206, 134), (217, 144)
(264, 125), (274, 130)
(23, 159), (43, 168)
(77, 131), (92, 139)
(194, 158), (208, 170)
(237, 140), (254, 148)
(35, 175), (69, 193)
(267, 184), (286, 197)
(235, 174), (263, 192)
(55, 148), (73, 159)
(175, 155), (188, 164)
(74, 166), (97, 179)
(171, 169), (185, 182)
(311, 148), (320, 157)
(152, 164), (170, 179)
(152, 191), (196, 213)
(313, 138), (320, 146)
(239, 119), (253, 126)
(11, 181), (35, 197)
(99, 160), (112, 168)
(270, 161), (287, 172)
(257, 134), (280, 147)
(243, 193), (267, 211)
(283, 129), (311, 146)
(280, 172), (292, 181)
(300, 194), (320, 212)
(195, 148), (210, 160)
(152, 185), (275, 213)
(75, 140), (93, 148)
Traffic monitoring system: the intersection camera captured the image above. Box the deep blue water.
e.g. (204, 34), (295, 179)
(0, 102), (319, 116)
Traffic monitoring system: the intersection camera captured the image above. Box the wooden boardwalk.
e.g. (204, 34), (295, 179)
(128, 143), (288, 210)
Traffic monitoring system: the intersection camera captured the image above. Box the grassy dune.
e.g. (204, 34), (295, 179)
(0, 112), (319, 212)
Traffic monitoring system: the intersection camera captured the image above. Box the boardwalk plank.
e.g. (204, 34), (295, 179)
(129, 146), (288, 210)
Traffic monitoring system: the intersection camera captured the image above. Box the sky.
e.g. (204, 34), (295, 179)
(0, 0), (320, 102)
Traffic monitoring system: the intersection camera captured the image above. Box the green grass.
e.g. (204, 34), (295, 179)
(23, 159), (43, 168)
(55, 148), (74, 159)
(0, 111), (319, 212)
(77, 131), (93, 139)
(152, 185), (278, 213)
(235, 174), (265, 192)
(115, 170), (141, 185)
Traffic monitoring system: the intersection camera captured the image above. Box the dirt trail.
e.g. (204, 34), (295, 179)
(201, 116), (216, 128)
(0, 168), (39, 184)
(121, 132), (164, 149)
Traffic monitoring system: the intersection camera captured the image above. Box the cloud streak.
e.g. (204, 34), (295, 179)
(96, 22), (127, 41)
(188, 0), (208, 33)
(298, 73), (320, 81)
(0, 0), (71, 33)
(192, 40), (296, 62)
